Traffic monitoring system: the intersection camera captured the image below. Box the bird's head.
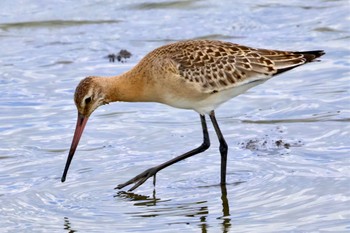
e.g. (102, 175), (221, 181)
(74, 76), (106, 117)
(61, 76), (107, 182)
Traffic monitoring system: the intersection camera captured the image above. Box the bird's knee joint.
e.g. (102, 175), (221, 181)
(219, 141), (228, 153)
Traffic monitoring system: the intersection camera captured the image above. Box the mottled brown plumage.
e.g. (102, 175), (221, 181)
(61, 39), (324, 191)
(143, 40), (323, 93)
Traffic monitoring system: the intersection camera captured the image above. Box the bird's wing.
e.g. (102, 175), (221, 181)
(167, 40), (309, 93)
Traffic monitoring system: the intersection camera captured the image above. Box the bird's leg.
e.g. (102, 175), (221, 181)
(152, 173), (158, 190)
(209, 110), (228, 185)
(115, 114), (210, 191)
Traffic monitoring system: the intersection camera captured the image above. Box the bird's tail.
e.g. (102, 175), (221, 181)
(273, 50), (325, 75)
(293, 50), (325, 62)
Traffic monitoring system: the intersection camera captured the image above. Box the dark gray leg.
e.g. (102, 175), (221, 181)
(116, 114), (210, 191)
(209, 110), (228, 185)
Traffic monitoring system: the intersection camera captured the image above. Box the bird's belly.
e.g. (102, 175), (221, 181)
(160, 79), (267, 114)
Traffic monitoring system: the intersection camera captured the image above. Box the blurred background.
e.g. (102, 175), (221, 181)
(0, 0), (349, 232)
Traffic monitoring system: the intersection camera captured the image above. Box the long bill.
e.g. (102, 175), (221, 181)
(61, 112), (89, 182)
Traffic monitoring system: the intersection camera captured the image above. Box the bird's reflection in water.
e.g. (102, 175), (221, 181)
(219, 184), (231, 233)
(63, 217), (77, 233)
(116, 189), (161, 207)
(116, 183), (235, 233)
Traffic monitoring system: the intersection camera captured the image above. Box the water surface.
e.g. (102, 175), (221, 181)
(0, 0), (349, 232)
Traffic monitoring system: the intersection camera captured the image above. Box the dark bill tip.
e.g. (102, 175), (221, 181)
(61, 113), (88, 183)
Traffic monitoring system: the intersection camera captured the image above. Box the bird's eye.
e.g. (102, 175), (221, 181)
(85, 97), (92, 104)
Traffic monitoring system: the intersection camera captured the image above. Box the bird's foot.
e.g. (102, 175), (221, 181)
(115, 167), (158, 191)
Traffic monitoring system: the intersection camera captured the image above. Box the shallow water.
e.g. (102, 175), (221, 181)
(1, 0), (350, 232)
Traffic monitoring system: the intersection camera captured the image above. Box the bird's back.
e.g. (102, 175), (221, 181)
(132, 40), (324, 113)
(139, 40), (324, 92)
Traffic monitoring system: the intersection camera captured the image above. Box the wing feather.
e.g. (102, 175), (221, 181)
(152, 40), (323, 93)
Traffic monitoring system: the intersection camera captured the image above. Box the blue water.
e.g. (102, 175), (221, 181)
(1, 0), (349, 232)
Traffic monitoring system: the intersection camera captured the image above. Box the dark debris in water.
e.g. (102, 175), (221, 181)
(239, 127), (304, 156)
(107, 49), (132, 63)
(275, 139), (290, 149)
(242, 138), (295, 150)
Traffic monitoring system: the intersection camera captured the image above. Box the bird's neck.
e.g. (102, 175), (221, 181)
(100, 68), (152, 103)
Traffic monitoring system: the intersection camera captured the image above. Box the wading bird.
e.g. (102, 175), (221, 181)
(61, 40), (324, 191)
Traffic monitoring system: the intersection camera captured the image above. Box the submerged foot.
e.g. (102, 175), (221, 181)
(115, 167), (159, 191)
